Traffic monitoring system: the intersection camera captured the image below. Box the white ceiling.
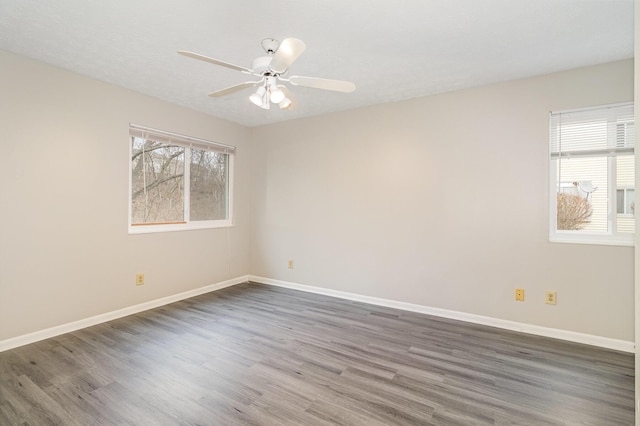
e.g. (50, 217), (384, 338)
(0, 0), (633, 128)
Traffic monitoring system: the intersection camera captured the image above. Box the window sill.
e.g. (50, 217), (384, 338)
(128, 220), (234, 235)
(549, 234), (634, 247)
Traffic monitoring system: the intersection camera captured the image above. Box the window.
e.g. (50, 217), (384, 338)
(549, 102), (634, 245)
(129, 124), (235, 234)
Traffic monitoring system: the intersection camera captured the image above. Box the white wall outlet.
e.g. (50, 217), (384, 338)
(545, 291), (557, 305)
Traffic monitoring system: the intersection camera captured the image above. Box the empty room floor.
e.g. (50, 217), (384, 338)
(0, 282), (634, 425)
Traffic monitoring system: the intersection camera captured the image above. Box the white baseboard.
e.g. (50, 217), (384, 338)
(249, 275), (635, 353)
(3, 274), (633, 354)
(0, 275), (249, 353)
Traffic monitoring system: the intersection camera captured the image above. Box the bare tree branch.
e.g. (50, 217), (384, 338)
(557, 193), (592, 230)
(132, 174), (184, 199)
(131, 144), (172, 161)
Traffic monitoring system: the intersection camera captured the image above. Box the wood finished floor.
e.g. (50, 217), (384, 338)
(0, 282), (634, 425)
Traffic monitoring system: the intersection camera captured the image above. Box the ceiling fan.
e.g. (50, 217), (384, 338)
(178, 38), (356, 110)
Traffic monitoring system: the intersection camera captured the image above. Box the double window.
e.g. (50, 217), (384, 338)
(549, 102), (634, 245)
(129, 124), (235, 234)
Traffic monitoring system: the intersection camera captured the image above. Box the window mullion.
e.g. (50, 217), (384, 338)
(184, 146), (191, 223)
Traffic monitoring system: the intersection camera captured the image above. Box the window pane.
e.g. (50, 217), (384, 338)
(131, 138), (185, 224)
(190, 148), (228, 221)
(617, 190), (625, 214)
(556, 156), (608, 232)
(627, 189), (635, 214)
(616, 154), (635, 233)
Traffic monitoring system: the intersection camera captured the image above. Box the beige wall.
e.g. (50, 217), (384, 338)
(0, 49), (634, 346)
(250, 59), (634, 341)
(0, 50), (252, 341)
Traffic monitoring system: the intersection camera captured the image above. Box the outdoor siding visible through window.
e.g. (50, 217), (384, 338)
(549, 102), (634, 245)
(129, 124), (235, 234)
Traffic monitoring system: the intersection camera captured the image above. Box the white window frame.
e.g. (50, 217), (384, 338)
(128, 124), (235, 234)
(549, 102), (634, 246)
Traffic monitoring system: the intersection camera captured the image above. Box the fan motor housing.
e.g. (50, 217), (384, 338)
(261, 38), (279, 54)
(252, 56), (273, 74)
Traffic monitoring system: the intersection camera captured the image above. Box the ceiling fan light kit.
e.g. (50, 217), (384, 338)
(178, 37), (355, 111)
(248, 76), (290, 110)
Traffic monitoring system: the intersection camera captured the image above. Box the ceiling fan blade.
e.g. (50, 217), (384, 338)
(289, 76), (356, 93)
(208, 81), (259, 97)
(269, 38), (306, 74)
(178, 50), (254, 74)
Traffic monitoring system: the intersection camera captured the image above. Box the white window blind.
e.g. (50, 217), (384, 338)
(550, 103), (634, 159)
(129, 124), (236, 154)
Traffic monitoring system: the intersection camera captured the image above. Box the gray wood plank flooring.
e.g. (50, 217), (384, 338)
(0, 282), (634, 425)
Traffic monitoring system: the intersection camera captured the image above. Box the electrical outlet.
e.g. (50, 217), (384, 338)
(545, 291), (557, 305)
(515, 288), (525, 301)
(288, 259), (294, 269)
(136, 273), (144, 286)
